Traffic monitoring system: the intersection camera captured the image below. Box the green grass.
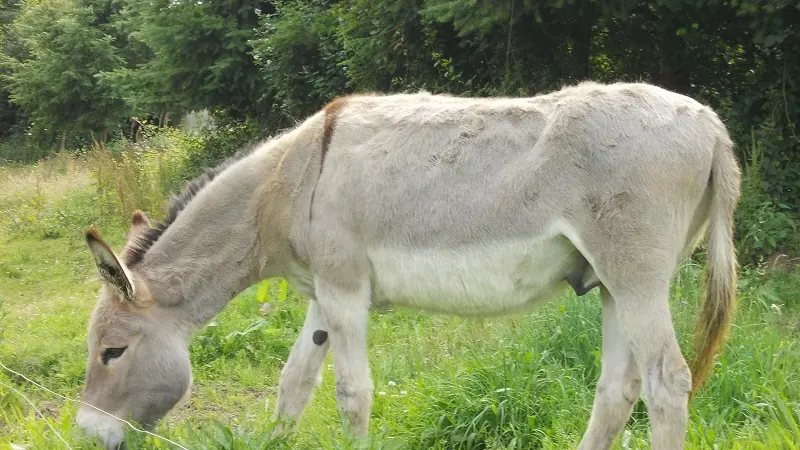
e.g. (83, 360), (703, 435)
(1, 156), (799, 450)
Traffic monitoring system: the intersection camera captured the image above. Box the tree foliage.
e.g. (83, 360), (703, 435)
(250, 0), (345, 125)
(2, 0), (127, 144)
(0, 0), (24, 139)
(109, 0), (273, 119)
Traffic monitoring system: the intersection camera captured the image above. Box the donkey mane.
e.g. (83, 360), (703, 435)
(123, 142), (262, 267)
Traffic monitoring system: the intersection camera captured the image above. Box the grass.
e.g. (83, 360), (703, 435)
(1, 147), (799, 449)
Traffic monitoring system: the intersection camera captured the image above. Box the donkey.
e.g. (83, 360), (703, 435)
(77, 81), (740, 450)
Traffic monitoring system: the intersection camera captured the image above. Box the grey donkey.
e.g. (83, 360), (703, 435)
(77, 81), (740, 450)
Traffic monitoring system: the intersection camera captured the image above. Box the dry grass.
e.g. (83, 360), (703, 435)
(0, 151), (91, 208)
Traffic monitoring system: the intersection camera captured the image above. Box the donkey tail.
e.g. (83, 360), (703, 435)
(690, 132), (741, 397)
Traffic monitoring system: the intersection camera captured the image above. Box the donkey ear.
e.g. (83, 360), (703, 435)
(129, 209), (152, 238)
(86, 226), (135, 301)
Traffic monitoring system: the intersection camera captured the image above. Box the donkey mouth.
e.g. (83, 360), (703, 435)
(76, 406), (126, 450)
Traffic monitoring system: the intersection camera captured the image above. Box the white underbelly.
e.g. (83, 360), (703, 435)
(367, 236), (580, 316)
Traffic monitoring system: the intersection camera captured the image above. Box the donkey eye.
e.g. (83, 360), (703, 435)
(102, 346), (127, 364)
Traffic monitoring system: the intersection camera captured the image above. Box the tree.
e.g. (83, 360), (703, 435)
(249, 0), (347, 124)
(4, 0), (127, 147)
(108, 0), (274, 121)
(0, 0), (24, 139)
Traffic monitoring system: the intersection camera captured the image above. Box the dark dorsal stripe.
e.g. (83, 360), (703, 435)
(309, 97), (348, 222)
(320, 97), (347, 173)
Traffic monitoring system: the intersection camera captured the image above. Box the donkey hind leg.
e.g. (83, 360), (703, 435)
(578, 287), (642, 450)
(605, 268), (691, 450)
(315, 277), (374, 438)
(271, 300), (331, 435)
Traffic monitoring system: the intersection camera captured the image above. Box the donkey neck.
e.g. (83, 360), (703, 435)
(136, 119), (324, 328)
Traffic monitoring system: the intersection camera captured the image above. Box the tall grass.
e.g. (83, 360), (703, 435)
(88, 128), (204, 224)
(0, 150), (95, 239)
(0, 128), (203, 240)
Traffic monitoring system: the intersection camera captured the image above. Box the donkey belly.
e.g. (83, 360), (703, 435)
(367, 235), (580, 316)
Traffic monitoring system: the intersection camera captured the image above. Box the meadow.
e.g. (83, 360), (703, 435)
(0, 135), (799, 449)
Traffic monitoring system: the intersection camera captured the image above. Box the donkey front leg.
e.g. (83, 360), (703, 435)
(315, 277), (374, 438)
(272, 300), (331, 434)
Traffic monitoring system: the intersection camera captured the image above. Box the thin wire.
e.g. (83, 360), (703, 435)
(0, 379), (73, 449)
(0, 361), (189, 450)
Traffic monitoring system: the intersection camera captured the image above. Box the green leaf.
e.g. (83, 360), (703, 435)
(278, 278), (288, 303)
(214, 421), (233, 448)
(256, 279), (269, 303)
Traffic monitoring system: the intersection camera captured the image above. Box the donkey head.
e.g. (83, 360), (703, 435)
(77, 211), (192, 450)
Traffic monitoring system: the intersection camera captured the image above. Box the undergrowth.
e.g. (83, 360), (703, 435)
(734, 129), (800, 264)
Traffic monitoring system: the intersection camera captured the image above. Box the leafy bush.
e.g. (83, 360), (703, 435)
(734, 130), (800, 265)
(190, 280), (299, 372)
(0, 131), (51, 164)
(182, 113), (267, 180)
